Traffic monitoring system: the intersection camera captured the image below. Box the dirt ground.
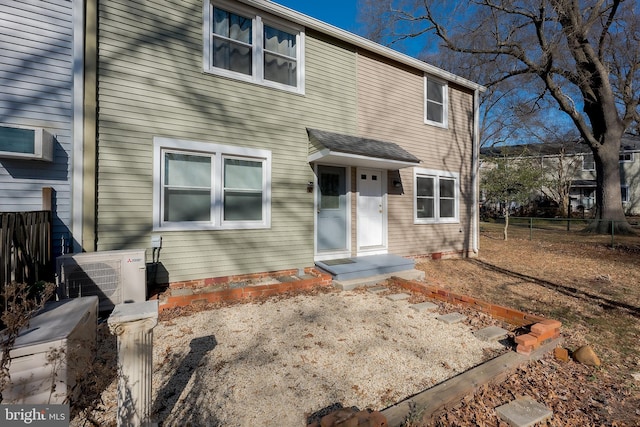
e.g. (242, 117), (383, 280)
(412, 223), (640, 426)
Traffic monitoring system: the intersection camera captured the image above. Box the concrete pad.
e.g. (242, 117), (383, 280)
(367, 286), (388, 294)
(474, 326), (509, 342)
(409, 302), (438, 312)
(436, 312), (466, 324)
(386, 293), (411, 301)
(495, 397), (553, 427)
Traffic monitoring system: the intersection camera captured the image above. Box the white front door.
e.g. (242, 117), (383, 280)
(357, 168), (386, 252)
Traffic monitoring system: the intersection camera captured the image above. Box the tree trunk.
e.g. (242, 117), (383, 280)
(586, 136), (634, 234)
(503, 204), (509, 241)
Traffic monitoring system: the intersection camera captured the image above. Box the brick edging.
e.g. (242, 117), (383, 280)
(158, 268), (333, 312)
(388, 276), (562, 356)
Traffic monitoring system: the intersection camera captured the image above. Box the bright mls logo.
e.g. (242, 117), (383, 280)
(2, 405), (68, 426)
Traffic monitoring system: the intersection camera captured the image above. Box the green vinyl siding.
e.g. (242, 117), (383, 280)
(97, 0), (357, 282)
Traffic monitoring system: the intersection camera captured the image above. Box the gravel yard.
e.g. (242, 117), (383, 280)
(72, 287), (506, 426)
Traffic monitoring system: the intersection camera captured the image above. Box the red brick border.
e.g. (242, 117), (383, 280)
(388, 276), (562, 356)
(157, 267), (332, 312)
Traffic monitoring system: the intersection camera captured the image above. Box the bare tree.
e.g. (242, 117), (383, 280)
(361, 0), (640, 233)
(540, 142), (583, 217)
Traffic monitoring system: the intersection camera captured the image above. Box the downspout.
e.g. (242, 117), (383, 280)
(82, 0), (98, 252)
(472, 88), (481, 255)
(71, 0), (85, 253)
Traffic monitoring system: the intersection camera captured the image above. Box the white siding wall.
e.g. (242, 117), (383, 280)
(0, 0), (76, 255)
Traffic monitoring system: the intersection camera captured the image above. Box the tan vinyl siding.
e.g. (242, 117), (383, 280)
(97, 0), (357, 282)
(356, 52), (476, 256)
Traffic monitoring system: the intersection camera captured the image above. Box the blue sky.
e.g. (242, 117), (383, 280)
(274, 1), (360, 33)
(272, 1), (425, 56)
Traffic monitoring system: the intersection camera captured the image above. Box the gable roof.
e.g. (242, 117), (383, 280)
(307, 128), (421, 169)
(239, 0), (485, 92)
(480, 134), (640, 157)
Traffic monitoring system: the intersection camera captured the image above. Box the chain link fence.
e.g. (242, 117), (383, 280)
(480, 217), (640, 247)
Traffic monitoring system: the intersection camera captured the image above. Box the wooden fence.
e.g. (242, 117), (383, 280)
(0, 210), (52, 290)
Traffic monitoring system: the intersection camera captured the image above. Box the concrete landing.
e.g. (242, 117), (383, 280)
(317, 254), (416, 281)
(495, 397), (553, 427)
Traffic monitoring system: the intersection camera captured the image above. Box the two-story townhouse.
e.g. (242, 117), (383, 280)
(0, 0), (87, 256)
(85, 0), (483, 288)
(480, 133), (640, 216)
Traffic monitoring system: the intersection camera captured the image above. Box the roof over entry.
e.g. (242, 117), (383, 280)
(307, 128), (421, 170)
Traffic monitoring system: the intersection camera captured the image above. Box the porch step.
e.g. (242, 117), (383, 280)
(317, 254), (416, 282)
(332, 269), (425, 291)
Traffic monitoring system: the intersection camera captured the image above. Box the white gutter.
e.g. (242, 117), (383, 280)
(71, 0), (85, 253)
(241, 0), (487, 92)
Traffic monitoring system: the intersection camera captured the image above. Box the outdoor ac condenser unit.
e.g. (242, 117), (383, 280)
(56, 249), (147, 312)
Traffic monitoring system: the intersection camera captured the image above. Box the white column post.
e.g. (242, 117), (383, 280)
(108, 300), (159, 427)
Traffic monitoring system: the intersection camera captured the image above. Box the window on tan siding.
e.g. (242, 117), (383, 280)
(424, 76), (448, 128)
(414, 168), (459, 223)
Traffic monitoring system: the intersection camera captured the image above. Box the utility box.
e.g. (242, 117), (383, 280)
(1, 296), (98, 404)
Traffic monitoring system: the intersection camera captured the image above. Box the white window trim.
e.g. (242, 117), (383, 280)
(621, 185), (630, 203)
(619, 152), (634, 163)
(424, 75), (448, 128)
(413, 167), (459, 224)
(153, 137), (271, 231)
(582, 154), (595, 171)
(203, 0), (305, 94)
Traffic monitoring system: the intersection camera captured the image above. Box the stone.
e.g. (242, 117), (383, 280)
(473, 326), (509, 342)
(307, 408), (388, 427)
(554, 347), (570, 362)
(409, 302), (438, 312)
(386, 293), (410, 301)
(367, 286), (388, 294)
(436, 312), (466, 324)
(632, 372), (640, 382)
(573, 345), (601, 367)
(495, 397), (553, 427)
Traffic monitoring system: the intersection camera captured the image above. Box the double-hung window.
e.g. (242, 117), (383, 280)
(582, 154), (595, 171)
(414, 168), (459, 223)
(204, 1), (304, 92)
(619, 152), (633, 162)
(424, 76), (448, 127)
(154, 137), (271, 230)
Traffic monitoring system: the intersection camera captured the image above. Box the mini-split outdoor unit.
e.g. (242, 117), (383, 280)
(56, 249), (147, 312)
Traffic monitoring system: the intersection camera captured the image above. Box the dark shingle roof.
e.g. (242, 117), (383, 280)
(480, 133), (640, 157)
(307, 128), (421, 164)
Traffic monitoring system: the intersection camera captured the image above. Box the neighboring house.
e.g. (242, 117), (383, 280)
(83, 0), (483, 286)
(480, 134), (640, 216)
(0, 0), (86, 256)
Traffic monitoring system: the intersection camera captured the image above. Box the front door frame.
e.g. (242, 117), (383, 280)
(356, 167), (388, 255)
(314, 163), (352, 261)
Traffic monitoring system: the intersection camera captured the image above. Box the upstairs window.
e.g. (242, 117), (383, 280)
(619, 152), (633, 162)
(204, 1), (304, 93)
(582, 154), (595, 171)
(424, 76), (448, 127)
